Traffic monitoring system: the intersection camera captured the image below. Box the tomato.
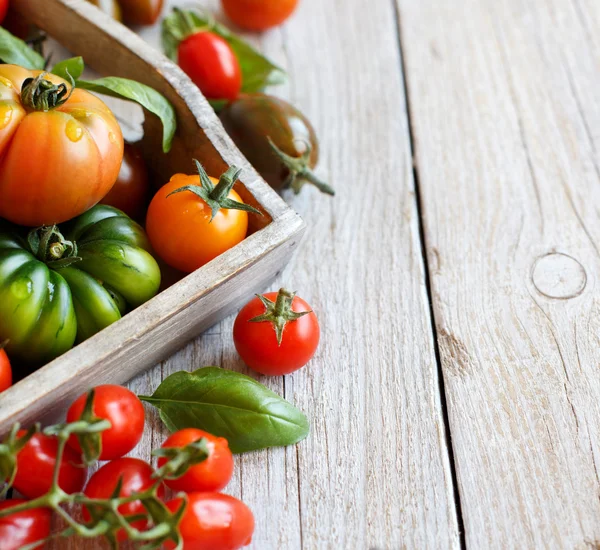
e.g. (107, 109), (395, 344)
(0, 65), (124, 227)
(220, 94), (333, 195)
(0, 0), (9, 25)
(0, 205), (161, 366)
(119, 0), (163, 25)
(146, 162), (259, 273)
(158, 429), (234, 493)
(13, 432), (86, 499)
(165, 493), (254, 550)
(87, 0), (163, 25)
(0, 500), (51, 550)
(67, 385), (145, 461)
(83, 458), (163, 541)
(178, 31), (242, 101)
(221, 0), (298, 31)
(0, 343), (11, 393)
(233, 288), (320, 375)
(100, 143), (149, 219)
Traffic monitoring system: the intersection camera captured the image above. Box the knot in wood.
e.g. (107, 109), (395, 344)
(532, 253), (586, 299)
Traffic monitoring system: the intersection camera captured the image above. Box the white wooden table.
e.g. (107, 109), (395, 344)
(55, 0), (600, 547)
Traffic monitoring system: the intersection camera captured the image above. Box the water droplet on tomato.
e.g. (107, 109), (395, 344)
(108, 131), (117, 144)
(0, 104), (13, 129)
(11, 278), (32, 299)
(66, 119), (83, 142)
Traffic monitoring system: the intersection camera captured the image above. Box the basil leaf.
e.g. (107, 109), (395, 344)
(51, 57), (85, 81)
(76, 77), (176, 153)
(139, 367), (309, 453)
(0, 27), (45, 70)
(162, 9), (286, 94)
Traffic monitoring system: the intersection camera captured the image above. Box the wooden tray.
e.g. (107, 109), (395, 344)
(0, 0), (305, 429)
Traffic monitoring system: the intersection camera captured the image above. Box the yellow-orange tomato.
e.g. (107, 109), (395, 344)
(146, 171), (251, 273)
(0, 65), (124, 226)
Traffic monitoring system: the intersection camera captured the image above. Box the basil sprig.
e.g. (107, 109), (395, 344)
(162, 8), (286, 95)
(140, 367), (309, 453)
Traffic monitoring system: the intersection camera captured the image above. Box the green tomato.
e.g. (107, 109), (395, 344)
(0, 205), (161, 366)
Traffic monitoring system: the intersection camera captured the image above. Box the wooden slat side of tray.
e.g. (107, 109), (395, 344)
(0, 211), (304, 429)
(398, 0), (600, 546)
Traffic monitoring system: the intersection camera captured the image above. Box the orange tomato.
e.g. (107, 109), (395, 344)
(146, 162), (259, 273)
(221, 0), (298, 31)
(0, 65), (124, 226)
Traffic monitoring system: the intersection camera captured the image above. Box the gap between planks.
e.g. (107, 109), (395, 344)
(391, 0), (467, 546)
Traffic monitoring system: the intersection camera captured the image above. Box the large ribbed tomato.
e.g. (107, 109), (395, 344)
(0, 65), (124, 226)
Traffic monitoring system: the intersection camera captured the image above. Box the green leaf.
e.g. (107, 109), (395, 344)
(51, 56), (85, 81)
(162, 9), (286, 95)
(139, 367), (309, 453)
(0, 27), (45, 70)
(76, 77), (176, 153)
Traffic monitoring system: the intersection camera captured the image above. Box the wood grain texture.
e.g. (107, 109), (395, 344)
(398, 0), (600, 547)
(112, 0), (459, 549)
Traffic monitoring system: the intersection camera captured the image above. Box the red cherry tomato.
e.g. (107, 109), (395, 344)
(0, 345), (12, 392)
(158, 428), (234, 493)
(178, 31), (242, 101)
(66, 385), (145, 461)
(0, 500), (51, 550)
(83, 458), (163, 541)
(0, 1), (8, 25)
(233, 289), (320, 375)
(13, 432), (86, 499)
(221, 0), (298, 31)
(100, 143), (149, 219)
(165, 493), (254, 550)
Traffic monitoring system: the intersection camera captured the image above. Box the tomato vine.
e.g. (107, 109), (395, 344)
(0, 390), (211, 549)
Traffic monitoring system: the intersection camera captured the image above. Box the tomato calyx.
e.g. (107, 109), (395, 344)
(68, 389), (109, 466)
(169, 6), (212, 41)
(167, 159), (262, 220)
(249, 288), (312, 345)
(26, 225), (82, 269)
(21, 70), (75, 112)
(0, 423), (38, 495)
(153, 437), (210, 480)
(267, 137), (335, 196)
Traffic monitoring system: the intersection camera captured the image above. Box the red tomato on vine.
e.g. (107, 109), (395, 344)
(158, 428), (234, 493)
(165, 492), (254, 550)
(83, 458), (164, 542)
(13, 432), (86, 499)
(66, 384), (145, 461)
(0, 500), (51, 550)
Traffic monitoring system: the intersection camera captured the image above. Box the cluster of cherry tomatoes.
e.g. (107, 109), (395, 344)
(0, 384), (254, 550)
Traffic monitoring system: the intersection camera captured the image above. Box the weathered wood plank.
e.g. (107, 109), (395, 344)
(398, 0), (600, 547)
(243, 0), (460, 547)
(45, 0), (460, 547)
